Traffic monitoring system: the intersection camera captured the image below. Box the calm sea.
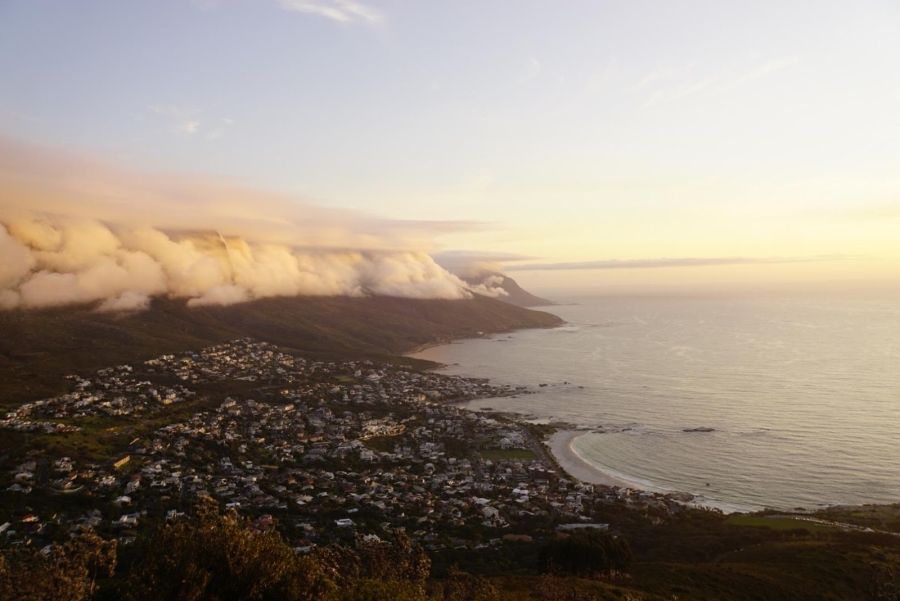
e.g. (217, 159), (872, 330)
(410, 297), (900, 512)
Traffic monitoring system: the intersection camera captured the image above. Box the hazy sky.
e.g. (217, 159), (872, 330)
(2, 0), (898, 296)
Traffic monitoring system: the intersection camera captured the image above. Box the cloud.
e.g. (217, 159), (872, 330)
(465, 275), (509, 299)
(278, 0), (383, 24)
(148, 104), (212, 137)
(207, 118), (234, 139)
(96, 291), (153, 313)
(148, 104), (194, 118)
(0, 217), (473, 310)
(518, 58), (542, 83)
(432, 250), (536, 279)
(635, 65), (683, 89)
(735, 57), (800, 85)
(429, 252), (520, 299)
(506, 256), (848, 272)
(643, 78), (711, 107)
(639, 56), (798, 107)
(0, 137), (483, 311)
(0, 136), (479, 249)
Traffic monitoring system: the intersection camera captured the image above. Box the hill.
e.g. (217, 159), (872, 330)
(0, 294), (562, 406)
(462, 272), (555, 308)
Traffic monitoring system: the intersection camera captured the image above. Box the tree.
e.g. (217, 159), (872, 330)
(124, 496), (334, 601)
(0, 530), (116, 601)
(315, 530), (431, 598)
(435, 564), (499, 601)
(538, 530), (632, 580)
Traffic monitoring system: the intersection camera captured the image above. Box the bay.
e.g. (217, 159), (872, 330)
(410, 297), (900, 511)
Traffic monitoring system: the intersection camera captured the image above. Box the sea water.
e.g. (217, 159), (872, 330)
(409, 297), (900, 511)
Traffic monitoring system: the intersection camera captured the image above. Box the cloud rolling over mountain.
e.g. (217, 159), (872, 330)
(0, 138), (500, 310)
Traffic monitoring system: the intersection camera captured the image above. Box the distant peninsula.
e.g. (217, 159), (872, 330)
(460, 270), (555, 308)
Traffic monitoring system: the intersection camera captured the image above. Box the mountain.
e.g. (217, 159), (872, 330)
(0, 294), (562, 406)
(462, 272), (555, 308)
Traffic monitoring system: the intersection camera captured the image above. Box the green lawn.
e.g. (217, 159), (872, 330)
(363, 435), (399, 453)
(479, 449), (536, 461)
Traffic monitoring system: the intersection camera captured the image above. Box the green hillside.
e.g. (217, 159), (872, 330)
(0, 294), (561, 407)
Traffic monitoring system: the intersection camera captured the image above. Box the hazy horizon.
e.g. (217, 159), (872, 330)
(516, 269), (900, 301)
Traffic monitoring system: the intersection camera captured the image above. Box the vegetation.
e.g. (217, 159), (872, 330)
(5, 298), (900, 599)
(316, 530), (430, 600)
(478, 449), (537, 461)
(0, 295), (561, 409)
(539, 530), (632, 580)
(124, 497), (335, 601)
(0, 498), (483, 601)
(6, 497), (900, 600)
(0, 530), (116, 601)
(724, 515), (837, 533)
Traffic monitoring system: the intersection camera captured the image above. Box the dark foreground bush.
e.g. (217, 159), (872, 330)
(1, 497), (514, 601)
(124, 497), (334, 601)
(0, 531), (116, 601)
(538, 530), (632, 580)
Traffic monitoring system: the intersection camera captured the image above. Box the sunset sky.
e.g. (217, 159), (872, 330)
(2, 1), (899, 296)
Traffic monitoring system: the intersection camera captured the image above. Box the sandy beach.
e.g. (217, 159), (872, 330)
(546, 430), (638, 489)
(547, 430), (757, 513)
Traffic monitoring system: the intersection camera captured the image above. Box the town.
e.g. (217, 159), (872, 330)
(1, 338), (684, 557)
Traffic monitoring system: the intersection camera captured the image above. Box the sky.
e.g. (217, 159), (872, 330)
(1, 0), (899, 298)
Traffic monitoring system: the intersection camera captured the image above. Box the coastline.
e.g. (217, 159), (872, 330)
(403, 304), (900, 516)
(410, 332), (649, 492)
(546, 430), (641, 490)
(408, 326), (759, 514)
(404, 315), (566, 361)
(404, 339), (462, 356)
(546, 429), (758, 513)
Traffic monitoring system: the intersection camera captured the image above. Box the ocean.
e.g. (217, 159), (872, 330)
(410, 297), (900, 512)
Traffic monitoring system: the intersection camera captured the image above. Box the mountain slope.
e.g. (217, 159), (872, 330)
(462, 272), (555, 307)
(0, 295), (562, 405)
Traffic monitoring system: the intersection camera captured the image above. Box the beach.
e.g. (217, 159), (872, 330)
(547, 429), (760, 513)
(546, 430), (637, 489)
(411, 298), (900, 511)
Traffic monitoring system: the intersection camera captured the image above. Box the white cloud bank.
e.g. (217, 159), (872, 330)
(278, 0), (383, 24)
(0, 138), (487, 311)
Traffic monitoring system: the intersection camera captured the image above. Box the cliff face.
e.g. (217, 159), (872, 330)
(0, 294), (562, 404)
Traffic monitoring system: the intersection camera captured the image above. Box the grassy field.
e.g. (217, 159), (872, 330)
(363, 435), (400, 453)
(0, 394), (222, 462)
(479, 449), (536, 461)
(726, 515), (838, 533)
(814, 504), (900, 531)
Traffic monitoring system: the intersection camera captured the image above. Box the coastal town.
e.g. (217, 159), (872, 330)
(1, 338), (686, 555)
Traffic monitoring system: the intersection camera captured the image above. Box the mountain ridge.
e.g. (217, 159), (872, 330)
(0, 294), (562, 406)
(461, 272), (555, 308)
